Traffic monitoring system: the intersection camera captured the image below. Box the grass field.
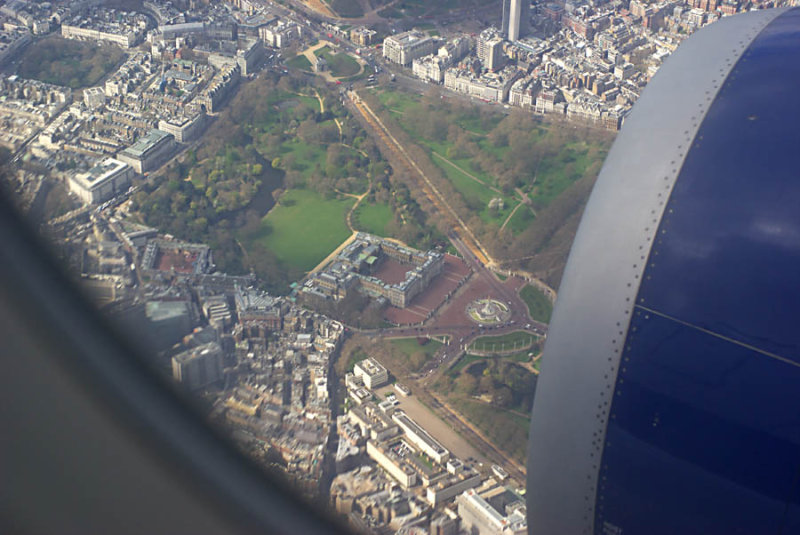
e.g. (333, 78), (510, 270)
(330, 0), (364, 17)
(376, 89), (420, 114)
(520, 285), (553, 323)
(388, 337), (442, 359)
(314, 46), (361, 77)
(431, 151), (514, 224)
(449, 347), (535, 377)
(286, 54), (312, 71)
(506, 205), (535, 234)
(325, 52), (361, 78)
(353, 201), (393, 236)
(250, 90), (320, 133)
(250, 91), (350, 190)
(295, 94), (322, 113)
(470, 331), (537, 353)
(367, 337), (444, 374)
(458, 115), (503, 136)
(252, 188), (354, 273)
(276, 139), (328, 183)
(415, 451), (435, 470)
(342, 347), (369, 373)
(273, 133), (361, 184)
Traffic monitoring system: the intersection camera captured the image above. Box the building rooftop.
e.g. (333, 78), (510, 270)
(387, 30), (432, 46)
(173, 341), (221, 364)
(71, 158), (130, 190)
(356, 358), (387, 377)
(236, 286), (278, 312)
(121, 129), (172, 158)
(146, 300), (190, 322)
(393, 411), (447, 455)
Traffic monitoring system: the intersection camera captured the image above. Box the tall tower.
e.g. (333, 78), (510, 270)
(501, 0), (511, 36)
(507, 0), (528, 41)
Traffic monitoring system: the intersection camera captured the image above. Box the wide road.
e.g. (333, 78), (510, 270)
(417, 388), (528, 481)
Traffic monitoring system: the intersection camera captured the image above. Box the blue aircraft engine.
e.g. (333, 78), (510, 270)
(527, 8), (800, 534)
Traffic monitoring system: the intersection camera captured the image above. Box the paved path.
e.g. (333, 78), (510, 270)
(499, 201), (523, 232)
(314, 88), (325, 113)
(344, 190), (368, 232)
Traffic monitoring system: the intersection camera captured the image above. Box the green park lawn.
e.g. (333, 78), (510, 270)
(255, 188), (354, 273)
(376, 89), (421, 115)
(389, 337), (443, 359)
(507, 205), (535, 234)
(384, 337), (444, 372)
(330, 0), (364, 17)
(275, 138), (328, 182)
(315, 47), (361, 78)
(286, 54), (312, 71)
(294, 93), (322, 113)
(353, 201), (393, 236)
(519, 285), (553, 323)
(457, 114), (503, 135)
(430, 151), (515, 224)
(272, 137), (365, 187)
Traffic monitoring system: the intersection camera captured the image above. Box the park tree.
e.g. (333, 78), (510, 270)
(492, 386), (514, 408)
(456, 373), (478, 396)
(479, 374), (495, 396)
